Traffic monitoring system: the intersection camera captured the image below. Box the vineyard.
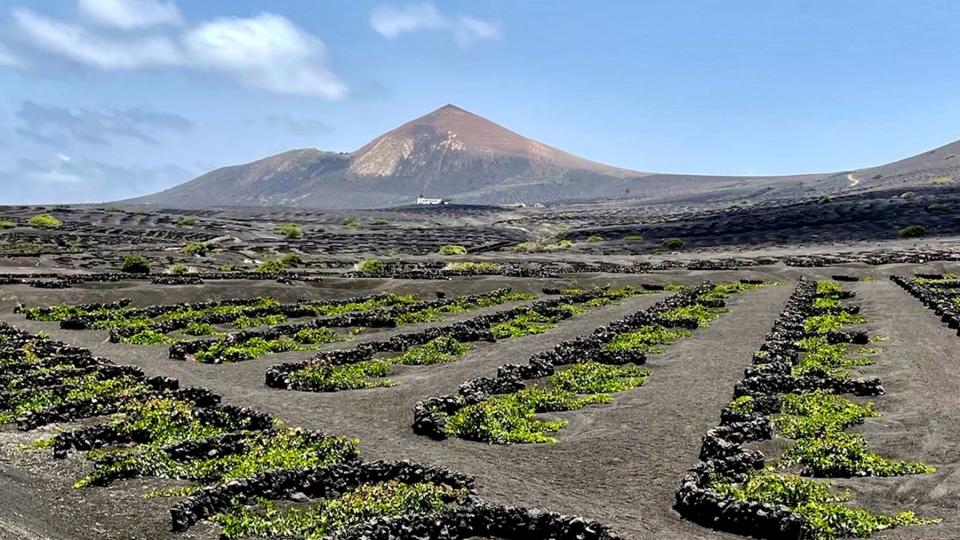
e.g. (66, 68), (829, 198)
(1, 266), (957, 539)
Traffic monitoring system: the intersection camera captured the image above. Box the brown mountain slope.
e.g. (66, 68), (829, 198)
(124, 105), (960, 209)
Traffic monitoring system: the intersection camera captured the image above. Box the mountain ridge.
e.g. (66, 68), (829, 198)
(123, 105), (960, 209)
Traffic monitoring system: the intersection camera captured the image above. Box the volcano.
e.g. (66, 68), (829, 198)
(124, 104), (651, 209)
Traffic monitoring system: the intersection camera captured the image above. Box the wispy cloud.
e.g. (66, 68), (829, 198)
(2, 155), (192, 203)
(78, 0), (182, 29)
(15, 100), (194, 147)
(370, 2), (502, 48)
(6, 4), (347, 99)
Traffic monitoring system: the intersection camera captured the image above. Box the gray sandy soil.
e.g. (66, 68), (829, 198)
(1, 267), (959, 539)
(833, 279), (960, 539)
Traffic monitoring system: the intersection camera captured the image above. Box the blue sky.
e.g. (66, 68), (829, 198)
(1, 0), (958, 203)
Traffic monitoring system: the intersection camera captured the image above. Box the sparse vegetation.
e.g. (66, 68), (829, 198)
(932, 176), (954, 185)
(710, 472), (938, 539)
(212, 481), (460, 540)
(443, 261), (502, 273)
(120, 255), (151, 274)
(274, 222), (303, 239)
(28, 213), (63, 229)
(0, 219), (15, 229)
(342, 218), (361, 228)
(439, 244), (468, 255)
(662, 238), (685, 250)
(176, 218), (197, 227)
(357, 258), (385, 274)
(898, 224), (926, 238)
(900, 191), (916, 199)
(168, 263), (190, 275)
(279, 253), (303, 267)
(256, 259), (286, 273)
(586, 234), (603, 242)
(182, 242), (208, 257)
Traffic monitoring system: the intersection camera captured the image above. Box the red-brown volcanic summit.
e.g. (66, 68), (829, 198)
(125, 104), (649, 209)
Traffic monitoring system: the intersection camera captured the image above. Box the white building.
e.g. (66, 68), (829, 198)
(416, 196), (450, 205)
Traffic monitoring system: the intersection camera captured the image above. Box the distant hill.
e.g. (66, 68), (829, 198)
(124, 104), (960, 209)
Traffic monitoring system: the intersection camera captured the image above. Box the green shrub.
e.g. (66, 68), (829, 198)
(662, 238), (685, 249)
(623, 234), (644, 242)
(898, 224), (926, 238)
(28, 213), (63, 229)
(168, 263), (190, 275)
(490, 311), (559, 338)
(816, 280), (842, 295)
(275, 222), (303, 239)
(256, 259), (286, 273)
(371, 218), (389, 225)
(711, 472), (938, 539)
(231, 314), (287, 329)
(439, 244), (468, 255)
(0, 220), (15, 229)
(900, 191), (916, 199)
(817, 195), (832, 204)
(279, 253), (303, 267)
(443, 261), (501, 273)
(773, 390), (877, 439)
(342, 218), (361, 228)
(182, 242), (208, 257)
(122, 329), (177, 345)
(927, 203), (951, 212)
(176, 218), (197, 227)
(780, 431), (935, 477)
(357, 258), (385, 274)
(289, 359), (394, 391)
(932, 176), (954, 185)
(212, 481), (457, 540)
(120, 255), (151, 274)
(388, 336), (472, 365)
(444, 387), (609, 444)
(182, 323), (217, 336)
(803, 311), (867, 334)
(661, 304), (725, 326)
(603, 325), (691, 354)
(586, 234), (603, 242)
(793, 337), (872, 379)
(550, 361), (649, 394)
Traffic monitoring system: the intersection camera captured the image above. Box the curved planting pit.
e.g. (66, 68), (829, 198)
(267, 286), (653, 392)
(174, 288), (535, 363)
(675, 280), (939, 539)
(892, 273), (960, 333)
(412, 280), (771, 443)
(0, 321), (624, 539)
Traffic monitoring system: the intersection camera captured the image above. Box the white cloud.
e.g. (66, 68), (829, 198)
(12, 8), (179, 69)
(8, 7), (347, 99)
(183, 14), (347, 99)
(369, 3), (446, 38)
(370, 2), (501, 47)
(78, 0), (182, 29)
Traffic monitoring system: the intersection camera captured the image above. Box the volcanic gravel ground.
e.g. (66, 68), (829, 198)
(0, 268), (959, 539)
(830, 279), (960, 539)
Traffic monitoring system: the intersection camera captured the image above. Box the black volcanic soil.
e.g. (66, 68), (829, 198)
(2, 263), (960, 539)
